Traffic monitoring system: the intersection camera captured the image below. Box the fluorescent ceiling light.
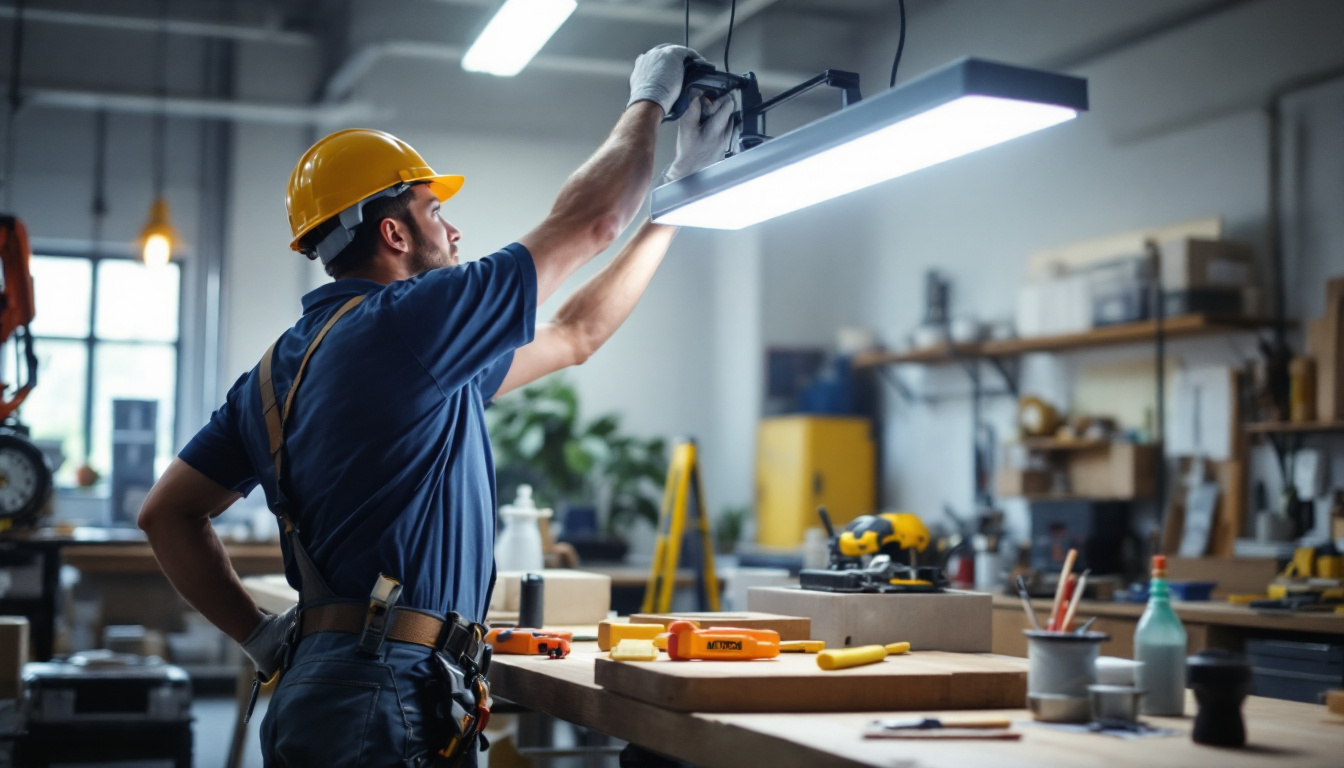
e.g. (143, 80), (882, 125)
(462, 0), (577, 77)
(652, 58), (1088, 230)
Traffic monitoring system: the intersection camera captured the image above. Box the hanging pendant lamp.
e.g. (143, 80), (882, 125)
(139, 0), (174, 266)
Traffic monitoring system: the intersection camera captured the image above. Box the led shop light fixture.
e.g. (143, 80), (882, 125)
(651, 58), (1088, 230)
(462, 0), (577, 77)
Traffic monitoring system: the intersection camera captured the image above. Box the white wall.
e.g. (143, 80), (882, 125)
(720, 0), (1344, 538)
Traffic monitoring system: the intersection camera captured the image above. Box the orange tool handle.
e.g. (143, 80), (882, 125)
(665, 620), (779, 660)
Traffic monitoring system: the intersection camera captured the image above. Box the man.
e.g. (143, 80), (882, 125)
(138, 43), (734, 766)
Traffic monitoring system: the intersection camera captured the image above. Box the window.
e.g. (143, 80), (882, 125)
(22, 254), (181, 487)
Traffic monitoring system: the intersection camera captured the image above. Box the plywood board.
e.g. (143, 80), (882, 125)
(629, 612), (811, 641)
(747, 587), (992, 652)
(593, 650), (1026, 713)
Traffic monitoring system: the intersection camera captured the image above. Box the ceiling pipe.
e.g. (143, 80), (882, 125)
(322, 39), (811, 103)
(26, 88), (374, 126)
(430, 0), (714, 27)
(0, 5), (313, 46)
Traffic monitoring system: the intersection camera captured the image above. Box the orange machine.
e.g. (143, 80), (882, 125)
(0, 215), (37, 422)
(664, 620), (780, 661)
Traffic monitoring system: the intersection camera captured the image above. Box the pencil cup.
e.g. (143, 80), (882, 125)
(1025, 630), (1110, 720)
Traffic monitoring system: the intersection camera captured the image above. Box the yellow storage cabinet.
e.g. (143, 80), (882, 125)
(755, 416), (875, 548)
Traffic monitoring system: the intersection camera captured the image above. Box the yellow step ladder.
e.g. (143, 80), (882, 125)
(642, 439), (720, 613)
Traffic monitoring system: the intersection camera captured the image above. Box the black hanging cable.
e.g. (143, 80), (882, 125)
(92, 111), (108, 246)
(2, 0), (27, 211)
(152, 0), (169, 200)
(723, 0), (737, 73)
(684, 0), (690, 48)
(83, 109), (108, 463)
(889, 0), (906, 88)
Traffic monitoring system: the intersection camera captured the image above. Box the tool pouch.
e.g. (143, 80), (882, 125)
(432, 652), (492, 765)
(432, 617), (492, 765)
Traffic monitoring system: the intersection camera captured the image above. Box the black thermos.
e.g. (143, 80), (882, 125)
(1187, 650), (1252, 747)
(519, 572), (544, 629)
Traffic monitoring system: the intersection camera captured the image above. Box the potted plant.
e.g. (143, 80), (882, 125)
(488, 378), (667, 561)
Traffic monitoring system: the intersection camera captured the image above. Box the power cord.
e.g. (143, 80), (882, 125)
(684, 0), (690, 47)
(890, 0), (906, 87)
(724, 0), (737, 73)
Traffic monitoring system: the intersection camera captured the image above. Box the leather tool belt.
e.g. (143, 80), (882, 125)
(300, 602), (491, 670)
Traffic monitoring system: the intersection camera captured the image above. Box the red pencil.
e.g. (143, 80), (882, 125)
(1050, 575), (1075, 632)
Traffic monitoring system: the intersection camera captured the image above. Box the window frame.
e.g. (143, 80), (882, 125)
(28, 249), (184, 480)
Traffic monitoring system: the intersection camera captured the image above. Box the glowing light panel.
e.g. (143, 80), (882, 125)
(462, 0), (577, 77)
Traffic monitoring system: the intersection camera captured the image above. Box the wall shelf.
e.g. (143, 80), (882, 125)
(1018, 438), (1113, 451)
(852, 314), (1279, 368)
(1244, 421), (1344, 434)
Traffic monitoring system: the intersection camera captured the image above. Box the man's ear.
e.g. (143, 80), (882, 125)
(378, 217), (411, 254)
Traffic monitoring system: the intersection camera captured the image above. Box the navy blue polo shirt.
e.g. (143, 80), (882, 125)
(180, 244), (537, 622)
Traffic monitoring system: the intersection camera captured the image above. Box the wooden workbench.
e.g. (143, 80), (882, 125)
(489, 642), (1344, 768)
(239, 578), (1343, 767)
(991, 595), (1344, 658)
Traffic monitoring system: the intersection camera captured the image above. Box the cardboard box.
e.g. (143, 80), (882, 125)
(1068, 443), (1157, 498)
(995, 469), (1051, 498)
(0, 617), (29, 700)
(491, 569), (610, 626)
(1160, 238), (1256, 290)
(747, 587), (992, 652)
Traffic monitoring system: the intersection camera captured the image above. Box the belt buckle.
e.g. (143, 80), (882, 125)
(357, 573), (403, 656)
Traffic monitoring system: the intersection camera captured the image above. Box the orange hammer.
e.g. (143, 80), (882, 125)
(665, 620), (780, 661)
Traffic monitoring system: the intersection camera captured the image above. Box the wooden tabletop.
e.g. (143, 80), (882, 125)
(63, 542), (284, 576)
(489, 643), (1344, 768)
(236, 577), (1344, 766)
(991, 595), (1344, 635)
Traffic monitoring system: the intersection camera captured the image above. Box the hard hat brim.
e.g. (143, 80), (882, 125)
(287, 173), (465, 252)
(424, 174), (465, 203)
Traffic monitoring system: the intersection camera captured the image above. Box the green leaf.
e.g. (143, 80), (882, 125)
(517, 423), (544, 458)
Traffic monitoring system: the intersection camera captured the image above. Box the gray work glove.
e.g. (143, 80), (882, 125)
(628, 43), (700, 115)
(241, 605), (298, 681)
(664, 94), (738, 182)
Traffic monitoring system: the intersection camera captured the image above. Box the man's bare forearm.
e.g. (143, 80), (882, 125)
(140, 460), (265, 643)
(523, 102), (664, 304)
(552, 220), (677, 356)
(551, 102), (663, 239)
(145, 516), (265, 642)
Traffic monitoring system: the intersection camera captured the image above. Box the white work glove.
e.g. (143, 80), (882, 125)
(628, 43), (700, 115)
(241, 605), (298, 680)
(664, 94), (738, 182)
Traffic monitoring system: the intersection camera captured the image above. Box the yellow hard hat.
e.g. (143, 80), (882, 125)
(286, 128), (464, 263)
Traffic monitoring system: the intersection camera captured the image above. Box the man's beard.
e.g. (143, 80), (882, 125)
(406, 223), (456, 275)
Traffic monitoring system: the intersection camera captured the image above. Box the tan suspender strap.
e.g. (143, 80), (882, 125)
(259, 342), (284, 481)
(259, 294), (367, 489)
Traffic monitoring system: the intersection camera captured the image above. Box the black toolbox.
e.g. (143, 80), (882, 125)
(1245, 638), (1344, 704)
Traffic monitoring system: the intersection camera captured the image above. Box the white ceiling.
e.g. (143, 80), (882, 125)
(0, 0), (1297, 142)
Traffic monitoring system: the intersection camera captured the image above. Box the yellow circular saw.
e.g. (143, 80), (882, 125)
(837, 512), (930, 558)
